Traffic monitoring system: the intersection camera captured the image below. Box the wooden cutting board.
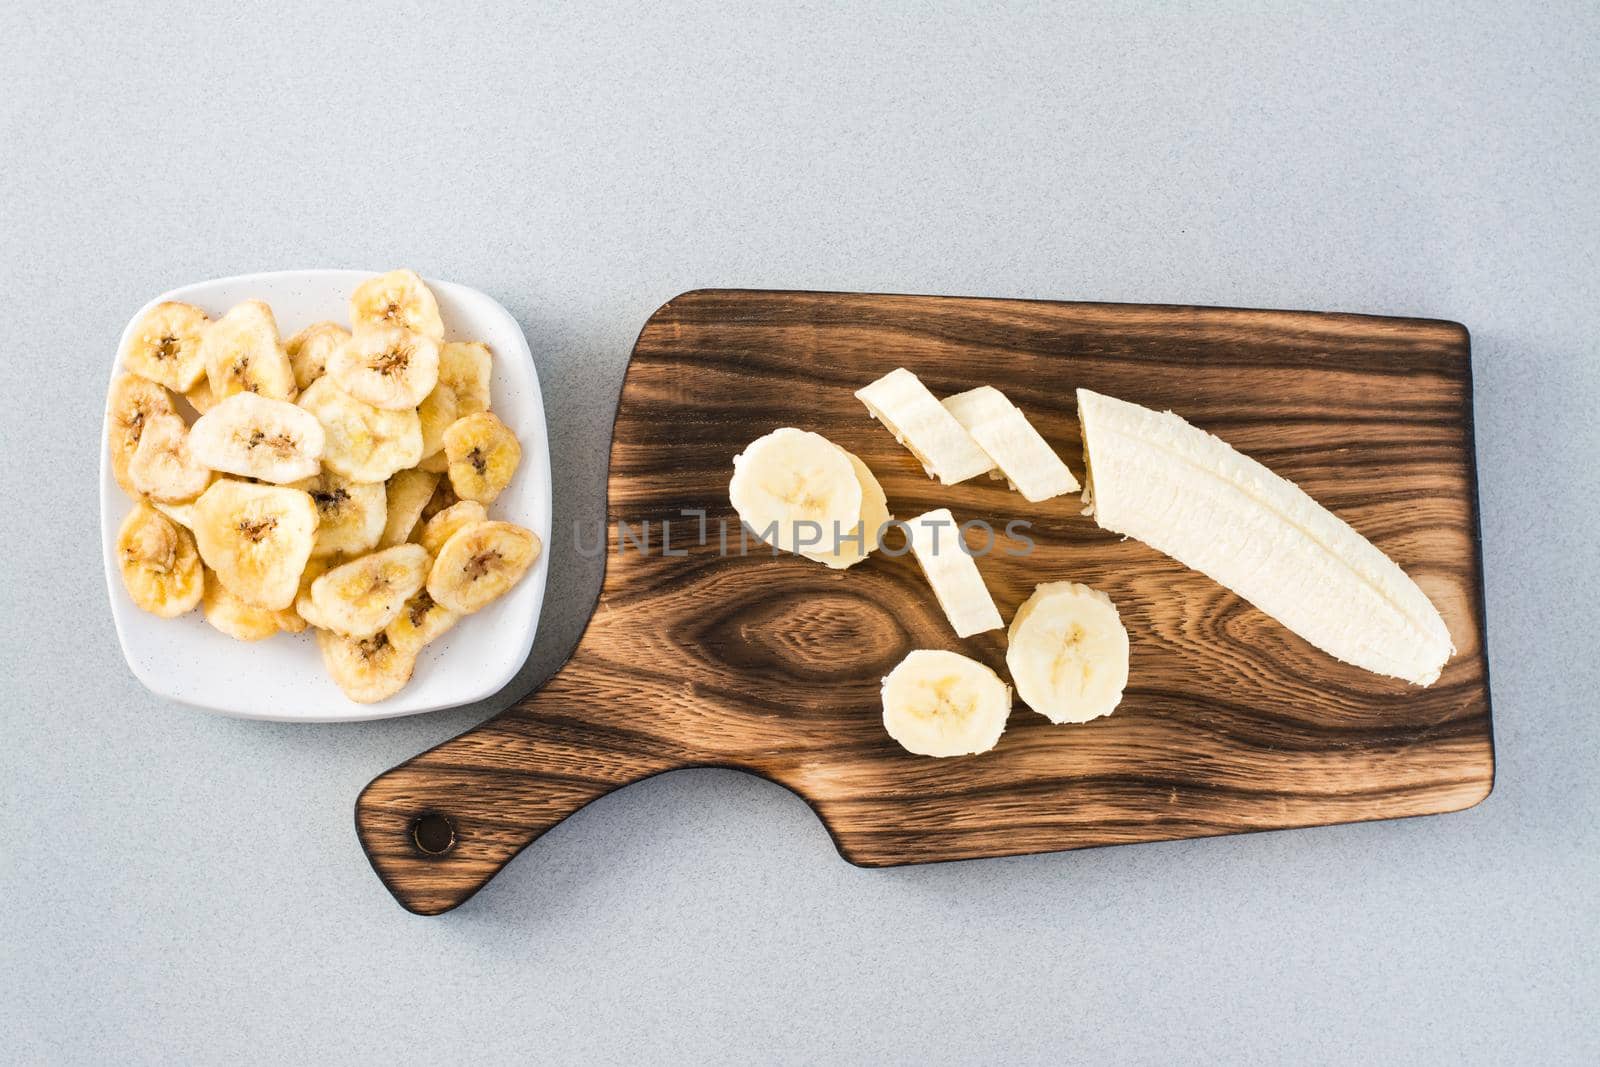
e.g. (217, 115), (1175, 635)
(355, 290), (1494, 914)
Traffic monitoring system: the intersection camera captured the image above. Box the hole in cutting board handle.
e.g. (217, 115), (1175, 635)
(409, 812), (456, 856)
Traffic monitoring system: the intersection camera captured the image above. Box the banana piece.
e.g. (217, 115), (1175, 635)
(119, 301), (210, 392)
(191, 480), (319, 610)
(419, 500), (488, 555)
(1077, 388), (1454, 685)
(416, 449), (449, 474)
(202, 569), (302, 640)
(309, 543), (432, 638)
(200, 300), (297, 401)
(379, 469), (439, 547)
(349, 269), (444, 340)
(807, 449), (891, 569)
(284, 321), (349, 392)
(904, 508), (1003, 637)
(317, 629), (416, 704)
(941, 386), (1079, 502)
(291, 471), (386, 558)
(115, 503), (204, 617)
(417, 381), (459, 459)
(293, 555), (342, 629)
(328, 326), (441, 410)
(438, 341), (492, 414)
(152, 499), (197, 530)
(880, 649), (1012, 757)
(856, 368), (991, 485)
(729, 427), (864, 565)
(128, 412), (211, 503)
(426, 520), (541, 614)
(419, 477), (458, 522)
(443, 411), (521, 504)
(107, 373), (178, 498)
(1005, 581), (1129, 724)
(296, 376), (422, 482)
(385, 589), (459, 653)
(188, 391), (326, 483)
(183, 376), (219, 415)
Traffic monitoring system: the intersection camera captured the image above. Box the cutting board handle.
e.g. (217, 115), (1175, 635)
(354, 665), (679, 915)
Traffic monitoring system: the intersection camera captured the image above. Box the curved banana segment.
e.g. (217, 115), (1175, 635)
(379, 469), (440, 548)
(386, 590), (459, 654)
(291, 471), (386, 558)
(128, 412), (212, 503)
(729, 427), (864, 565)
(201, 300), (297, 402)
(443, 411), (521, 504)
(941, 386), (1079, 502)
(328, 326), (440, 410)
(297, 376), (422, 483)
(116, 504), (204, 618)
(191, 480), (319, 611)
(202, 570), (301, 641)
(120, 302), (211, 392)
(881, 649), (1012, 758)
(419, 500), (487, 555)
(1077, 389), (1454, 686)
(856, 368), (991, 485)
(426, 520), (540, 614)
(188, 392), (326, 483)
(1005, 581), (1129, 724)
(107, 373), (178, 498)
(417, 381), (459, 459)
(904, 508), (1003, 637)
(317, 629), (416, 704)
(309, 543), (432, 638)
(284, 321), (349, 392)
(349, 269), (444, 340)
(438, 341), (492, 414)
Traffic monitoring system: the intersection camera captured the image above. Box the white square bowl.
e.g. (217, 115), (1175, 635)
(100, 270), (552, 722)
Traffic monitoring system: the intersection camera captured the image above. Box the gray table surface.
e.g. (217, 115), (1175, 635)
(4, 2), (1596, 1063)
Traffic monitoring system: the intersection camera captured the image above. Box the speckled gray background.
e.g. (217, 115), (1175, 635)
(3, 2), (1596, 1063)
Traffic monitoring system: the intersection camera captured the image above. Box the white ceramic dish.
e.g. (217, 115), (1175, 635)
(100, 270), (552, 722)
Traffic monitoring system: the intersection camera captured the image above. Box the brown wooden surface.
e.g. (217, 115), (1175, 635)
(355, 290), (1494, 915)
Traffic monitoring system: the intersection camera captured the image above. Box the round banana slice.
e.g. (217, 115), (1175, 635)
(729, 427), (863, 565)
(386, 589), (459, 653)
(328, 326), (441, 410)
(119, 301), (210, 392)
(426, 520), (541, 614)
(417, 382), (458, 459)
(309, 543), (432, 638)
(191, 480), (319, 611)
(349, 269), (444, 340)
(116, 503), (204, 618)
(379, 469), (440, 548)
(202, 569), (302, 641)
(442, 411), (521, 504)
(317, 629), (416, 704)
(200, 300), (297, 402)
(418, 500), (487, 555)
(297, 376), (422, 483)
(128, 412), (212, 503)
(438, 341), (492, 414)
(1005, 581), (1130, 724)
(285, 321), (349, 392)
(291, 471), (386, 558)
(881, 649), (1012, 758)
(806, 448), (891, 570)
(107, 373), (178, 498)
(188, 391), (326, 483)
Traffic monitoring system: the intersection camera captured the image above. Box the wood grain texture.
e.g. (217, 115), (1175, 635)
(356, 290), (1494, 915)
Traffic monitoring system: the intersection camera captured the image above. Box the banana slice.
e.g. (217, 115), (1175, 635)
(856, 368), (991, 485)
(183, 376), (219, 415)
(107, 373), (178, 498)
(128, 412), (211, 503)
(904, 508), (1003, 637)
(941, 386), (1079, 502)
(349, 269), (444, 340)
(188, 391), (326, 483)
(317, 629), (416, 704)
(152, 499), (197, 530)
(426, 520), (540, 614)
(385, 589), (459, 653)
(115, 503), (204, 617)
(729, 427), (864, 565)
(191, 480), (319, 610)
(201, 300), (297, 401)
(379, 469), (439, 547)
(202, 569), (302, 640)
(1077, 388), (1454, 685)
(297, 376), (422, 483)
(438, 341), (492, 414)
(808, 449), (891, 569)
(442, 411), (521, 504)
(291, 471), (386, 558)
(328, 326), (441, 410)
(881, 649), (1012, 758)
(119, 301), (210, 392)
(418, 500), (487, 555)
(309, 543), (432, 637)
(284, 321), (349, 392)
(293, 555), (342, 629)
(1005, 581), (1129, 724)
(416, 381), (458, 460)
